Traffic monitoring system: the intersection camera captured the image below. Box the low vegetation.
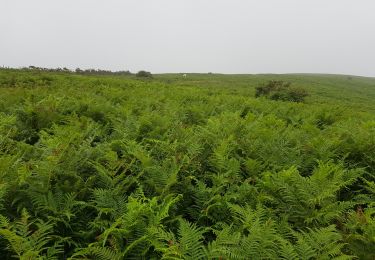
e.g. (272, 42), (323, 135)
(0, 69), (374, 259)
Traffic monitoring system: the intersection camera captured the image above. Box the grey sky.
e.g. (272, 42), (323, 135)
(1, 0), (375, 76)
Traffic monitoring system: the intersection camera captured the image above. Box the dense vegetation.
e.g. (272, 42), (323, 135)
(255, 80), (309, 102)
(0, 68), (374, 259)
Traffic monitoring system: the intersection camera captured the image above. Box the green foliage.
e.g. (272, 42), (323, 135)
(0, 210), (63, 259)
(0, 69), (374, 259)
(136, 70), (153, 78)
(286, 225), (352, 260)
(260, 162), (361, 226)
(255, 80), (309, 102)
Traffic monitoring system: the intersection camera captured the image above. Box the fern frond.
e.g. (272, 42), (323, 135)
(0, 209), (62, 259)
(69, 246), (122, 260)
(295, 225), (352, 259)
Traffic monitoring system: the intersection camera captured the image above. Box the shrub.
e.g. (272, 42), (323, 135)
(136, 70), (153, 78)
(255, 80), (308, 102)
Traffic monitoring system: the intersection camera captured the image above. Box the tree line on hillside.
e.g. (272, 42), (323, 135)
(13, 66), (153, 77)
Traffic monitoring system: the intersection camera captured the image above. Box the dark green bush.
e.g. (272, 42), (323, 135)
(255, 80), (308, 102)
(136, 70), (153, 78)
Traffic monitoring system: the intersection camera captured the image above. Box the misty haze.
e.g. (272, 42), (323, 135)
(1, 0), (375, 75)
(0, 1), (375, 259)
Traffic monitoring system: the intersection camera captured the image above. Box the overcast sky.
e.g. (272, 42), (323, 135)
(1, 0), (375, 76)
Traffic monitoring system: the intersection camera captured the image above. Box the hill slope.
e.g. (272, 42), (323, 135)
(0, 69), (374, 259)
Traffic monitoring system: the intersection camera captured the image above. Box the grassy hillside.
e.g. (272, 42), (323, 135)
(156, 73), (375, 114)
(0, 69), (374, 259)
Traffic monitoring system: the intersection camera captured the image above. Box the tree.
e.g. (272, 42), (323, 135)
(136, 70), (152, 78)
(255, 80), (308, 102)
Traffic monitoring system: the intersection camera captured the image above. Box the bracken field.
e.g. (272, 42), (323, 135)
(0, 68), (374, 259)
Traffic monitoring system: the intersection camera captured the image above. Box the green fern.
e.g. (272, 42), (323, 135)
(344, 206), (375, 259)
(69, 246), (122, 260)
(293, 225), (352, 260)
(29, 191), (85, 227)
(152, 219), (206, 260)
(0, 209), (63, 259)
(260, 161), (361, 226)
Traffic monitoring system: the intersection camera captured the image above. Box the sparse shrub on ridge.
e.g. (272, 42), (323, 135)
(136, 70), (153, 78)
(255, 80), (309, 102)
